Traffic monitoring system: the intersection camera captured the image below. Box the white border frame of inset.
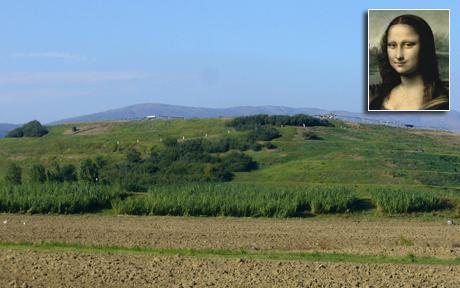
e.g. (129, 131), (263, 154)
(367, 9), (450, 112)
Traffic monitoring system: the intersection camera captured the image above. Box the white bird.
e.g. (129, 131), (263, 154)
(23, 221), (26, 225)
(447, 220), (453, 225)
(3, 220), (7, 224)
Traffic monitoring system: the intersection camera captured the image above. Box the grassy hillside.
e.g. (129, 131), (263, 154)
(239, 123), (460, 187)
(0, 117), (459, 216)
(0, 119), (232, 174)
(1, 118), (459, 187)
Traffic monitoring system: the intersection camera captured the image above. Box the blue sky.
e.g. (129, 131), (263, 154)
(0, 1), (457, 123)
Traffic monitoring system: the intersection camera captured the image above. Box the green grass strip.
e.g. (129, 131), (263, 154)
(0, 242), (459, 266)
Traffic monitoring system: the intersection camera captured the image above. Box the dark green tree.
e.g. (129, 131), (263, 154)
(6, 127), (24, 138)
(22, 120), (48, 137)
(6, 120), (48, 138)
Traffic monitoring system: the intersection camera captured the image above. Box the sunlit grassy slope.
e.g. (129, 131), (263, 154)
(0, 118), (459, 191)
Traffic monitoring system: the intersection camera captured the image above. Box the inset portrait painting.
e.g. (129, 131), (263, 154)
(368, 9), (450, 111)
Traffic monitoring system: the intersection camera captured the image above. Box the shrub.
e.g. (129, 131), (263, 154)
(160, 161), (232, 183)
(247, 126), (281, 141)
(303, 131), (323, 140)
(202, 139), (230, 153)
(203, 164), (234, 181)
(227, 137), (251, 151)
(126, 148), (142, 163)
(163, 137), (178, 147)
(221, 151), (258, 172)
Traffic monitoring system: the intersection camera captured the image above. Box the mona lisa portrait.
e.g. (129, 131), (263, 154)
(368, 10), (450, 111)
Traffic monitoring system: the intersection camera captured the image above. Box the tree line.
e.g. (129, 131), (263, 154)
(227, 114), (333, 130)
(4, 135), (268, 191)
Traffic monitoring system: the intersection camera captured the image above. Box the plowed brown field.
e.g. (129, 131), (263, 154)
(1, 215), (459, 287)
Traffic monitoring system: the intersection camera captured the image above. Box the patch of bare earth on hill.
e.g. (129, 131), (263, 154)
(1, 215), (459, 258)
(67, 126), (110, 135)
(64, 121), (128, 136)
(408, 130), (459, 138)
(1, 250), (459, 288)
(407, 130), (460, 145)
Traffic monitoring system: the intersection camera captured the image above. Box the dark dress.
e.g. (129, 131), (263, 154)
(369, 84), (449, 110)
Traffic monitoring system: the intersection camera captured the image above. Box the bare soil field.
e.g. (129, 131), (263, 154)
(1, 214), (459, 287)
(1, 250), (459, 288)
(1, 215), (459, 258)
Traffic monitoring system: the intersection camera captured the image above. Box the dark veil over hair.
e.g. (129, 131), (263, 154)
(371, 14), (448, 109)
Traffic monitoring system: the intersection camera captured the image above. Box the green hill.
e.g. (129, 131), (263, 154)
(0, 117), (459, 216)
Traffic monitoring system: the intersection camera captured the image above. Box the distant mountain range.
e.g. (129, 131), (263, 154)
(51, 103), (460, 132)
(51, 104), (325, 124)
(1, 104), (459, 138)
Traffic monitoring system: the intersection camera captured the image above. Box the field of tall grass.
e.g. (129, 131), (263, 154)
(0, 182), (122, 214)
(0, 181), (453, 216)
(370, 188), (445, 214)
(112, 183), (358, 217)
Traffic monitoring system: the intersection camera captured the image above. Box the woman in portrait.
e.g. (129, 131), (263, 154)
(369, 14), (449, 110)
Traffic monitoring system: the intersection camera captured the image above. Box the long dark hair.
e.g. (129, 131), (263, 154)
(378, 14), (444, 102)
